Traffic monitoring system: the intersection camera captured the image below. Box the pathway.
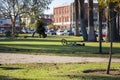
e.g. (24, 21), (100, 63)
(0, 53), (120, 64)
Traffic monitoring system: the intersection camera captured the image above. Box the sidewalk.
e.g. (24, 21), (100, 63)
(0, 53), (120, 64)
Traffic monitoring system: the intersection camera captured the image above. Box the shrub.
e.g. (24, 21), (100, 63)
(5, 31), (11, 37)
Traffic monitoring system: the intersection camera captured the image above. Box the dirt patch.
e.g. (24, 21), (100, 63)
(0, 53), (120, 64)
(83, 69), (120, 75)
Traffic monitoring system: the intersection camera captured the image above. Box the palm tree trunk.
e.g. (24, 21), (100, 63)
(74, 0), (79, 36)
(88, 0), (96, 41)
(78, 0), (88, 41)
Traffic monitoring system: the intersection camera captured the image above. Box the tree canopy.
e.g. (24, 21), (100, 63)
(0, 0), (52, 34)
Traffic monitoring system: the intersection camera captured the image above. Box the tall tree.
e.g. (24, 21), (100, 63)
(106, 1), (120, 74)
(0, 0), (52, 35)
(88, 0), (97, 41)
(97, 0), (120, 74)
(98, 0), (106, 53)
(36, 19), (46, 38)
(74, 0), (80, 36)
(105, 0), (120, 42)
(78, 0), (88, 41)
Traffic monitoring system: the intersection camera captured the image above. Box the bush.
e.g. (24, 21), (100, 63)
(5, 31), (11, 37)
(36, 19), (47, 38)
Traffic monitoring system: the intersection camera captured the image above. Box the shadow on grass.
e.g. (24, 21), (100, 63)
(0, 38), (120, 57)
(0, 38), (62, 42)
(56, 74), (120, 80)
(0, 66), (23, 70)
(0, 76), (30, 80)
(0, 43), (120, 57)
(83, 69), (120, 75)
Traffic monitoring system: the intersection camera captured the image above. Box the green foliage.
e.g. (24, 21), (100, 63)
(98, 0), (107, 10)
(36, 19), (45, 33)
(36, 19), (47, 38)
(0, 0), (52, 35)
(5, 31), (11, 37)
(28, 23), (35, 30)
(98, 0), (120, 12)
(29, 0), (52, 17)
(48, 23), (54, 30)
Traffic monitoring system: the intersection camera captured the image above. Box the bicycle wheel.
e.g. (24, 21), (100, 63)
(61, 39), (68, 45)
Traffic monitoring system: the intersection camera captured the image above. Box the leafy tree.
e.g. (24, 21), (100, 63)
(97, 0), (120, 74)
(0, 0), (52, 36)
(36, 19), (47, 38)
(98, 0), (106, 53)
(28, 17), (36, 30)
(98, 0), (120, 42)
(48, 23), (54, 30)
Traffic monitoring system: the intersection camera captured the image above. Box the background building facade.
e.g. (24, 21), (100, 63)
(53, 2), (99, 30)
(53, 5), (71, 30)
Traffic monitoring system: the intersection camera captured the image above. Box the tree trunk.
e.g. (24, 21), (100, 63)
(111, 11), (117, 41)
(10, 18), (15, 35)
(105, 6), (111, 42)
(106, 2), (116, 74)
(98, 9), (103, 53)
(106, 2), (119, 42)
(74, 0), (79, 36)
(78, 0), (88, 41)
(88, 0), (97, 41)
(117, 14), (120, 40)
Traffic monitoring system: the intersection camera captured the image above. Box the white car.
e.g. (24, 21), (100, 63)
(21, 29), (35, 33)
(46, 30), (56, 35)
(56, 30), (65, 35)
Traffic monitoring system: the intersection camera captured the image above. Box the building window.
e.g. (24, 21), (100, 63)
(57, 18), (58, 23)
(59, 9), (61, 14)
(59, 17), (61, 22)
(67, 16), (69, 22)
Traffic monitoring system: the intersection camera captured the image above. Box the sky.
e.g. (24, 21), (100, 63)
(44, 0), (98, 14)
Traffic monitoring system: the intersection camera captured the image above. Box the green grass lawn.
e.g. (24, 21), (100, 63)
(0, 35), (120, 80)
(0, 63), (120, 80)
(0, 35), (120, 58)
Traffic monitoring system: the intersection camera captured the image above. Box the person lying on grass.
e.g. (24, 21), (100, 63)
(71, 42), (85, 46)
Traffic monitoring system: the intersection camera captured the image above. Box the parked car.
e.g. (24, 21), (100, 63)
(64, 30), (74, 36)
(95, 31), (98, 37)
(95, 31), (107, 37)
(27, 30), (35, 34)
(0, 30), (7, 34)
(21, 29), (35, 34)
(56, 30), (65, 35)
(79, 30), (83, 36)
(46, 30), (56, 35)
(102, 31), (107, 37)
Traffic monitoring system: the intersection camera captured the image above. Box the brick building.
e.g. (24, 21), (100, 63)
(53, 5), (72, 30)
(53, 2), (98, 30)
